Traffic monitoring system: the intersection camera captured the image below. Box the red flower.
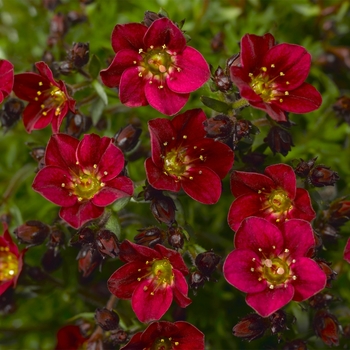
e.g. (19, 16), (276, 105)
(13, 61), (76, 133)
(344, 238), (350, 263)
(100, 18), (210, 116)
(230, 33), (322, 121)
(228, 163), (315, 231)
(32, 133), (134, 229)
(0, 222), (25, 296)
(145, 109), (234, 204)
(108, 240), (191, 323)
(0, 59), (14, 103)
(54, 325), (87, 350)
(120, 321), (205, 350)
(223, 217), (327, 317)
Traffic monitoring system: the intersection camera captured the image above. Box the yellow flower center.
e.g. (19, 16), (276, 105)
(163, 149), (186, 178)
(151, 337), (173, 350)
(144, 49), (173, 76)
(0, 249), (19, 282)
(262, 257), (290, 285)
(268, 189), (292, 213)
(151, 259), (174, 286)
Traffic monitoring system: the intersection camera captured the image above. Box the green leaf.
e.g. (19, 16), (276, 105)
(90, 97), (105, 126)
(88, 54), (101, 79)
(92, 80), (108, 105)
(200, 96), (230, 113)
(112, 196), (131, 212)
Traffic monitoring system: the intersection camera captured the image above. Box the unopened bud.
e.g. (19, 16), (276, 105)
(14, 220), (50, 246)
(77, 246), (101, 277)
(211, 66), (232, 92)
(232, 313), (269, 341)
(282, 339), (307, 350)
(142, 11), (165, 27)
(150, 196), (176, 225)
(264, 125), (294, 156)
(333, 95), (350, 124)
(313, 310), (340, 347)
(189, 271), (206, 294)
(96, 230), (119, 258)
(309, 165), (339, 187)
(95, 308), (119, 331)
(134, 226), (165, 248)
(114, 124), (142, 153)
(0, 98), (24, 130)
(110, 329), (128, 344)
(309, 292), (336, 309)
(167, 226), (184, 250)
(41, 247), (63, 272)
(269, 310), (287, 334)
(203, 114), (234, 143)
(315, 259), (337, 288)
(294, 157), (317, 178)
(211, 32), (225, 53)
(69, 42), (89, 68)
(195, 250), (221, 276)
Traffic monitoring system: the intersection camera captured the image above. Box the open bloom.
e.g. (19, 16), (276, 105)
(228, 163), (315, 231)
(13, 61), (75, 133)
(108, 240), (191, 323)
(223, 217), (327, 317)
(100, 18), (210, 116)
(0, 59), (14, 104)
(145, 109), (234, 204)
(121, 321), (205, 350)
(54, 325), (88, 350)
(32, 134), (133, 229)
(230, 33), (322, 121)
(344, 238), (350, 263)
(0, 223), (25, 296)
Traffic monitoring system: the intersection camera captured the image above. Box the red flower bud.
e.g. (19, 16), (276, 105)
(309, 292), (336, 309)
(333, 95), (350, 125)
(203, 114), (234, 143)
(96, 230), (119, 258)
(167, 226), (184, 250)
(64, 111), (92, 138)
(69, 42), (90, 68)
(232, 313), (269, 341)
(282, 339), (307, 350)
(309, 165), (339, 187)
(110, 329), (128, 344)
(150, 196), (176, 225)
(114, 124), (142, 153)
(211, 66), (232, 92)
(269, 310), (288, 334)
(211, 31), (225, 53)
(195, 250), (221, 277)
(14, 220), (50, 246)
(77, 246), (101, 277)
(294, 157), (317, 178)
(134, 226), (165, 248)
(264, 122), (294, 156)
(95, 308), (120, 331)
(189, 271), (206, 294)
(142, 11), (166, 27)
(313, 310), (340, 347)
(315, 259), (337, 288)
(328, 199), (350, 227)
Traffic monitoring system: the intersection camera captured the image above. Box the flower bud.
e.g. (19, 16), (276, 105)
(69, 42), (89, 68)
(150, 196), (176, 225)
(203, 114), (234, 143)
(95, 308), (120, 331)
(264, 125), (294, 156)
(294, 157), (317, 177)
(313, 310), (340, 347)
(0, 98), (24, 130)
(48, 227), (65, 248)
(232, 313), (269, 341)
(77, 246), (102, 277)
(211, 31), (225, 53)
(167, 226), (184, 250)
(114, 124), (142, 153)
(282, 339), (307, 350)
(14, 220), (50, 246)
(333, 95), (350, 124)
(41, 247), (63, 272)
(58, 61), (74, 75)
(66, 11), (87, 25)
(189, 271), (206, 294)
(96, 230), (119, 258)
(226, 53), (241, 70)
(49, 13), (69, 44)
(309, 165), (339, 187)
(233, 119), (253, 148)
(65, 111), (92, 138)
(309, 292), (336, 309)
(315, 259), (337, 288)
(328, 198), (350, 227)
(211, 66), (232, 92)
(142, 11), (165, 27)
(195, 250), (221, 277)
(70, 227), (95, 246)
(269, 310), (287, 334)
(43, 0), (61, 11)
(109, 329), (128, 345)
(134, 227), (165, 248)
(139, 183), (162, 201)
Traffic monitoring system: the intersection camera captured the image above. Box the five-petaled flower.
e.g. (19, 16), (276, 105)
(145, 109), (234, 204)
(0, 222), (26, 296)
(32, 133), (134, 229)
(100, 17), (210, 116)
(120, 320), (205, 350)
(108, 240), (191, 323)
(228, 163), (315, 231)
(230, 33), (322, 121)
(223, 217), (327, 317)
(0, 59), (14, 104)
(13, 61), (76, 133)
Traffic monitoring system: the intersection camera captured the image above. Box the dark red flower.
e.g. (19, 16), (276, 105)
(0, 59), (14, 104)
(13, 61), (76, 133)
(100, 18), (210, 116)
(145, 109), (234, 204)
(344, 238), (350, 263)
(0, 223), (26, 296)
(54, 325), (87, 350)
(120, 321), (205, 350)
(230, 33), (322, 121)
(32, 133), (134, 229)
(223, 217), (327, 317)
(108, 240), (191, 323)
(228, 163), (315, 231)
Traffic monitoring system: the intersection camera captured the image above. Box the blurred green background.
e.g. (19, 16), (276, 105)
(1, 0), (350, 349)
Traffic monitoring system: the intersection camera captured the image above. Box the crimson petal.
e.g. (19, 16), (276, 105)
(265, 163), (296, 199)
(111, 23), (147, 53)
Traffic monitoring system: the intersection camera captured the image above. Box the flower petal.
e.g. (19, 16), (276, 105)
(155, 244), (189, 275)
(145, 79), (189, 116)
(172, 270), (192, 308)
(291, 258), (327, 301)
(119, 67), (148, 107)
(13, 72), (49, 101)
(249, 99), (287, 121)
(235, 217), (284, 255)
(282, 220), (315, 257)
(344, 238), (350, 263)
(289, 188), (316, 222)
(111, 23), (147, 53)
(174, 322), (205, 350)
(22, 103), (53, 133)
(182, 167), (222, 204)
(224, 248), (267, 293)
(35, 61), (57, 85)
(264, 163), (296, 199)
(240, 33), (275, 71)
(167, 47), (210, 93)
(145, 157), (181, 192)
(230, 170), (274, 197)
(98, 144), (126, 181)
(119, 240), (161, 263)
(92, 176), (133, 206)
(228, 193), (264, 232)
(0, 59), (14, 100)
(32, 166), (77, 207)
(143, 18), (186, 52)
(100, 49), (142, 88)
(132, 279), (173, 322)
(59, 201), (103, 229)
(246, 284), (294, 317)
(274, 83), (322, 114)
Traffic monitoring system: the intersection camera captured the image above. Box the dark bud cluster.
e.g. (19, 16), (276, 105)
(211, 66), (232, 92)
(95, 308), (120, 331)
(96, 230), (120, 258)
(0, 98), (24, 131)
(14, 220), (50, 247)
(167, 226), (184, 250)
(65, 111), (92, 138)
(294, 157), (317, 178)
(59, 42), (90, 75)
(134, 226), (165, 248)
(211, 31), (225, 53)
(203, 114), (234, 143)
(264, 122), (294, 156)
(313, 310), (340, 347)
